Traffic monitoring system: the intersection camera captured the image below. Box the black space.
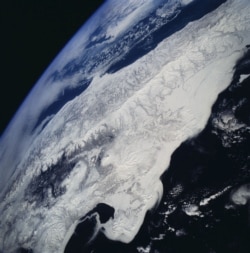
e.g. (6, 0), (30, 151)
(0, 0), (104, 136)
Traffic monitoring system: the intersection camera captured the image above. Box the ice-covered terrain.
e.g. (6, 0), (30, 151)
(0, 0), (250, 252)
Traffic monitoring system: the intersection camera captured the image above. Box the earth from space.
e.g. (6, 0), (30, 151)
(1, 0), (250, 252)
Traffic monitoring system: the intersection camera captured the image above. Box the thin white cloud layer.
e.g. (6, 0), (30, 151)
(180, 0), (194, 6)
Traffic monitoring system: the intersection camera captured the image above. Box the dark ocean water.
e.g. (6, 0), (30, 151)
(107, 0), (227, 74)
(33, 78), (91, 132)
(65, 203), (115, 253)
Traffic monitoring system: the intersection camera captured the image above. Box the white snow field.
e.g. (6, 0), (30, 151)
(0, 0), (250, 252)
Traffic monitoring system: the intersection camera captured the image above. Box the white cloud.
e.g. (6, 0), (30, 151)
(180, 0), (194, 6)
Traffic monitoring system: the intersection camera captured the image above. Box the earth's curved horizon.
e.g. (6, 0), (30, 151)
(0, 1), (105, 135)
(0, 0), (250, 252)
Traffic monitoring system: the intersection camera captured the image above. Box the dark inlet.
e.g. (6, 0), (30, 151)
(64, 203), (115, 253)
